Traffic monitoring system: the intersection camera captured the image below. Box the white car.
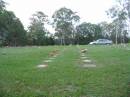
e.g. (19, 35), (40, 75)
(89, 39), (113, 45)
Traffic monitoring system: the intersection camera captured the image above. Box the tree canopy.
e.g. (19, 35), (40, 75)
(0, 1), (27, 46)
(0, 0), (129, 46)
(52, 7), (80, 45)
(27, 11), (54, 45)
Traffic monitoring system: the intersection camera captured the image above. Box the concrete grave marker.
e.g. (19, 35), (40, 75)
(37, 64), (48, 68)
(44, 60), (52, 63)
(82, 64), (96, 68)
(83, 59), (92, 63)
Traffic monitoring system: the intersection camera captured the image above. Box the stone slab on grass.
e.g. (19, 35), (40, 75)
(44, 60), (52, 63)
(81, 54), (85, 57)
(83, 59), (92, 63)
(37, 64), (48, 68)
(82, 64), (96, 68)
(53, 55), (58, 58)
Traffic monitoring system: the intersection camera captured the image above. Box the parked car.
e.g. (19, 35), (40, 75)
(89, 39), (113, 45)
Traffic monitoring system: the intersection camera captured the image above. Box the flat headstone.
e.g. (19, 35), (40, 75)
(53, 55), (57, 58)
(37, 64), (47, 68)
(83, 59), (92, 63)
(82, 64), (96, 68)
(44, 60), (52, 63)
(81, 54), (85, 57)
(63, 85), (78, 92)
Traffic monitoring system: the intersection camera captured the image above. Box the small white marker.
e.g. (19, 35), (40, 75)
(83, 59), (92, 63)
(44, 60), (52, 62)
(37, 64), (48, 68)
(83, 64), (96, 67)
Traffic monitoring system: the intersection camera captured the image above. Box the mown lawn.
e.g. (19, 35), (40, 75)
(0, 45), (130, 97)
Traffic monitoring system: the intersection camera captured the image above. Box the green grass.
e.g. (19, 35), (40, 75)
(0, 45), (130, 97)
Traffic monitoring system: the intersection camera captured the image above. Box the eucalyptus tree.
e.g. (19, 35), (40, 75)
(76, 22), (102, 44)
(99, 22), (117, 42)
(52, 7), (80, 45)
(107, 0), (128, 44)
(0, 0), (6, 11)
(123, 0), (130, 39)
(0, 0), (6, 46)
(0, 0), (27, 46)
(76, 22), (93, 44)
(99, 22), (110, 38)
(28, 11), (51, 45)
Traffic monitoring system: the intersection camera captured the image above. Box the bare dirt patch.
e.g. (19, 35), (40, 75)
(63, 85), (78, 92)
(49, 50), (59, 57)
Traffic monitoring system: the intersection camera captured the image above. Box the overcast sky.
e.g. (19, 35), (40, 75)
(5, 0), (116, 30)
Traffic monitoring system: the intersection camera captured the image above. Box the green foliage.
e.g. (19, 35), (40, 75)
(0, 0), (129, 46)
(0, 0), (27, 46)
(76, 22), (102, 44)
(106, 0), (129, 44)
(28, 11), (54, 45)
(0, 0), (6, 11)
(52, 7), (80, 45)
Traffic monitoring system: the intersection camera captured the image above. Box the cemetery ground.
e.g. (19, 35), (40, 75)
(0, 45), (130, 97)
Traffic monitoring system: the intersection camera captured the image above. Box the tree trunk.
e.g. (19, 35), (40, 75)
(116, 26), (118, 45)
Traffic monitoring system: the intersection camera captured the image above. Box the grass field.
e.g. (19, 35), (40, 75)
(0, 45), (130, 97)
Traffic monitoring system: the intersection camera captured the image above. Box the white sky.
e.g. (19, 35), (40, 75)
(5, 0), (116, 31)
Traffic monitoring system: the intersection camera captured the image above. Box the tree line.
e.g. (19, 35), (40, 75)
(0, 0), (129, 46)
